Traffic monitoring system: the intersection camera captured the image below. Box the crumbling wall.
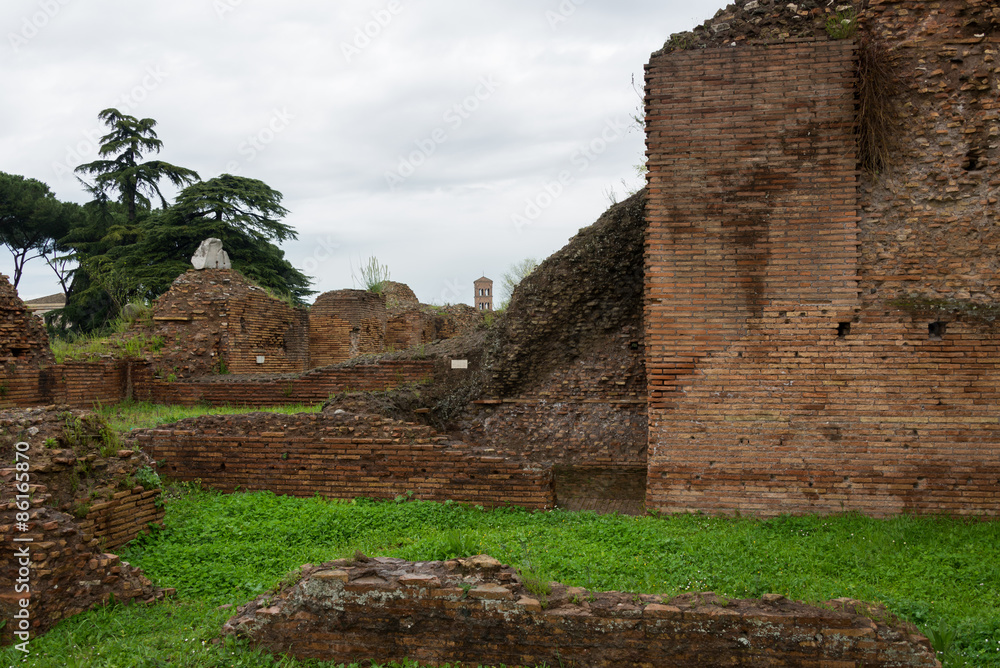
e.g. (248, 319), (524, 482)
(462, 194), (647, 509)
(643, 2), (1000, 516)
(0, 407), (168, 645)
(223, 554), (939, 667)
(0, 274), (52, 367)
(308, 289), (387, 366)
(146, 269), (309, 376)
(132, 411), (553, 509)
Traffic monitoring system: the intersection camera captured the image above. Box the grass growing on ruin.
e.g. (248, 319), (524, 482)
(95, 400), (324, 432)
(5, 490), (999, 667)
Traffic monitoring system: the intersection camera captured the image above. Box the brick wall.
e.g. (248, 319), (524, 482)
(385, 308), (436, 351)
(0, 505), (170, 645)
(146, 269), (309, 377)
(133, 411), (553, 509)
(79, 488), (164, 550)
(133, 359), (435, 407)
(644, 4), (1000, 516)
(0, 274), (52, 368)
(223, 555), (938, 667)
(309, 290), (387, 367)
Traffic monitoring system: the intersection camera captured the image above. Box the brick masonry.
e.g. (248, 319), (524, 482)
(132, 411), (554, 509)
(0, 274), (52, 368)
(223, 554), (939, 667)
(644, 3), (1000, 516)
(147, 268), (309, 377)
(309, 289), (387, 366)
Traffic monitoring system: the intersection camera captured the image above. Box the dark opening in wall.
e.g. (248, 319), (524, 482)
(962, 148), (985, 171)
(837, 322), (851, 338)
(928, 321), (946, 340)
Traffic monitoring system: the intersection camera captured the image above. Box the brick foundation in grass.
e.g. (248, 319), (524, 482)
(223, 554), (940, 667)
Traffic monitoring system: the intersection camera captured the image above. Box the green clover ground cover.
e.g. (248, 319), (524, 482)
(4, 488), (999, 667)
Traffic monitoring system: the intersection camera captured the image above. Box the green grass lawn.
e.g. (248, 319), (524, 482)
(4, 487), (999, 667)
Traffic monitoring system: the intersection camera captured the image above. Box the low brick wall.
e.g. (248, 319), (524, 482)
(133, 359), (435, 407)
(79, 487), (164, 550)
(133, 412), (553, 509)
(223, 554), (939, 667)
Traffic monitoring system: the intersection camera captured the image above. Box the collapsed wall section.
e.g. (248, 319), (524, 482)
(132, 411), (553, 509)
(223, 555), (939, 667)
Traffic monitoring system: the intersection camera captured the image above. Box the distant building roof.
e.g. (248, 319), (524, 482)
(24, 293), (66, 306)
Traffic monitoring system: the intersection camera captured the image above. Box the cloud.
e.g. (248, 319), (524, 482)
(0, 0), (728, 302)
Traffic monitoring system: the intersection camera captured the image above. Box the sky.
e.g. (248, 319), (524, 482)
(1, 0), (727, 306)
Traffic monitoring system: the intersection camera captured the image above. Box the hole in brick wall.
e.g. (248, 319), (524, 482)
(219, 462), (225, 471)
(962, 148), (985, 171)
(629, 341), (639, 350)
(837, 322), (851, 338)
(903, 443), (910, 450)
(769, 475), (776, 481)
(928, 321), (946, 340)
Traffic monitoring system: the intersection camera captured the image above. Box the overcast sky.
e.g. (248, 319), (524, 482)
(1, 0), (727, 306)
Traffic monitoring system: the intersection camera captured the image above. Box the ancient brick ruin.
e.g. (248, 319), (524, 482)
(131, 410), (553, 509)
(643, 0), (1000, 516)
(222, 554), (939, 667)
(0, 407), (169, 644)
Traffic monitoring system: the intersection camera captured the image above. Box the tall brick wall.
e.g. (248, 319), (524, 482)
(223, 556), (939, 667)
(644, 4), (1000, 516)
(133, 411), (553, 509)
(309, 289), (387, 367)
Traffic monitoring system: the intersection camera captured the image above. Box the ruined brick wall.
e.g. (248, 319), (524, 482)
(0, 407), (169, 645)
(385, 308), (436, 351)
(132, 359), (434, 407)
(644, 3), (1000, 516)
(223, 555), (938, 667)
(0, 505), (170, 646)
(309, 290), (387, 367)
(0, 274), (52, 367)
(133, 411), (553, 509)
(146, 269), (308, 377)
(78, 487), (164, 550)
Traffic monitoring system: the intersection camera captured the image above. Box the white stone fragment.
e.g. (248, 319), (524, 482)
(191, 238), (232, 270)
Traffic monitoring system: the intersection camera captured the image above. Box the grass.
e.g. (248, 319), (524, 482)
(4, 488), (999, 667)
(94, 401), (324, 432)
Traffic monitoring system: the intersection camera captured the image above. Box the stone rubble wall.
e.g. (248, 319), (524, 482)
(223, 554), (939, 667)
(131, 411), (554, 509)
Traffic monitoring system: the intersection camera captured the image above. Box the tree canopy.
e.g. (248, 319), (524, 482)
(74, 108), (199, 222)
(0, 171), (81, 290)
